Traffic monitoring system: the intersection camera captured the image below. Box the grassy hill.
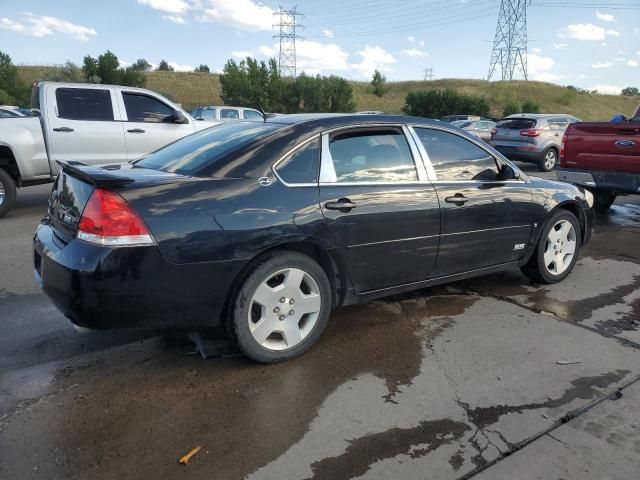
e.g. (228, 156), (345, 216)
(17, 65), (639, 121)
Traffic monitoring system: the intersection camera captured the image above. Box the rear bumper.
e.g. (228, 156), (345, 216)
(491, 143), (545, 162)
(557, 168), (640, 195)
(33, 223), (243, 330)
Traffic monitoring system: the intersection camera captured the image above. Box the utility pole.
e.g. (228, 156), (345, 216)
(487, 0), (530, 81)
(423, 67), (434, 81)
(273, 5), (303, 77)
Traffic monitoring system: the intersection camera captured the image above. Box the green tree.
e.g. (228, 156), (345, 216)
(0, 51), (29, 105)
(502, 101), (521, 117)
(370, 69), (387, 97)
(131, 58), (152, 72)
(403, 89), (490, 118)
(521, 100), (540, 113)
(42, 61), (85, 82)
(194, 64), (210, 73)
(82, 51), (145, 87)
(82, 55), (100, 82)
(622, 86), (639, 96)
(157, 60), (173, 71)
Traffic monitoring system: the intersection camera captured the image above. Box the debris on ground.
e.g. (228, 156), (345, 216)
(556, 360), (582, 365)
(179, 446), (202, 465)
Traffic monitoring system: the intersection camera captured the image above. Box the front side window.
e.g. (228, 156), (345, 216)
(123, 93), (174, 123)
(56, 88), (113, 121)
(243, 110), (262, 120)
(328, 129), (417, 183)
(221, 109), (240, 119)
(415, 128), (499, 181)
(275, 137), (320, 184)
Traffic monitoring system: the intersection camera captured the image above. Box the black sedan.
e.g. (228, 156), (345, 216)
(34, 114), (595, 362)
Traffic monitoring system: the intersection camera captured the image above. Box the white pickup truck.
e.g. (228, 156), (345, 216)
(0, 81), (215, 217)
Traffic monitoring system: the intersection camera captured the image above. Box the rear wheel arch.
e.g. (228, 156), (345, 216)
(221, 239), (349, 331)
(0, 145), (21, 185)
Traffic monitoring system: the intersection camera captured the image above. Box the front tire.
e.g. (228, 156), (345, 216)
(229, 251), (332, 363)
(522, 210), (581, 284)
(538, 148), (558, 172)
(592, 189), (616, 213)
(0, 169), (17, 218)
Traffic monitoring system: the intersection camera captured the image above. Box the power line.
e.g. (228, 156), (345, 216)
(273, 5), (304, 77)
(488, 0), (530, 81)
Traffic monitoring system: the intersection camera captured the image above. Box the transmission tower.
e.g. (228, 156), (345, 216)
(487, 0), (530, 81)
(423, 67), (435, 81)
(273, 6), (303, 77)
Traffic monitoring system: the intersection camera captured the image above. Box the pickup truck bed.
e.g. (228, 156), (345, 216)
(557, 117), (640, 212)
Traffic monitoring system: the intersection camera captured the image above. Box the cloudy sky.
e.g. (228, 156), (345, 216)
(1, 0), (639, 94)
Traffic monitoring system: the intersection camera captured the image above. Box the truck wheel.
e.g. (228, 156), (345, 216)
(0, 169), (17, 218)
(521, 210), (581, 284)
(538, 148), (558, 172)
(593, 190), (616, 213)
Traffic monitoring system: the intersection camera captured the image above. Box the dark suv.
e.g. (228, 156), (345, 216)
(491, 114), (581, 172)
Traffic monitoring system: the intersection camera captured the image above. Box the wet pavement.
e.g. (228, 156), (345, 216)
(1, 174), (639, 480)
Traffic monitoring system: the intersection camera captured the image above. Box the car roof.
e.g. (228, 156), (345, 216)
(504, 114), (569, 119)
(196, 106), (260, 111)
(261, 113), (441, 128)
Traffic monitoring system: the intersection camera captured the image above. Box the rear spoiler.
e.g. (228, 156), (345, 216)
(57, 161), (134, 188)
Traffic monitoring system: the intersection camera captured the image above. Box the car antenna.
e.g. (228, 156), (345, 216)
(257, 104), (276, 122)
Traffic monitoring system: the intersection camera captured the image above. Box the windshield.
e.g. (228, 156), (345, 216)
(134, 122), (282, 175)
(496, 118), (537, 130)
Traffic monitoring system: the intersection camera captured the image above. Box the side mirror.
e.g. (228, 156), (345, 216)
(498, 164), (518, 181)
(196, 117), (204, 121)
(170, 110), (189, 124)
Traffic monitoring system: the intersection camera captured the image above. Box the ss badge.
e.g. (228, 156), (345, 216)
(513, 243), (526, 251)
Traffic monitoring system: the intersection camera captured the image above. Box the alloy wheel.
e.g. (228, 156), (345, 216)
(0, 181), (5, 206)
(544, 219), (577, 275)
(248, 267), (322, 351)
(544, 150), (557, 170)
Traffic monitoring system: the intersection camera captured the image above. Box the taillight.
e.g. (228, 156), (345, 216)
(520, 129), (542, 137)
(77, 189), (154, 246)
(560, 132), (568, 165)
(491, 128), (497, 137)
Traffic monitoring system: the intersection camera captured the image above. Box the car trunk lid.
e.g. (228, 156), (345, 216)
(492, 118), (538, 145)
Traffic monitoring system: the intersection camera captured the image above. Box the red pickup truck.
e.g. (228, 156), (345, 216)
(557, 104), (640, 212)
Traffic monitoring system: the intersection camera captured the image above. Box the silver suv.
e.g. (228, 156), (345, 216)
(490, 114), (581, 172)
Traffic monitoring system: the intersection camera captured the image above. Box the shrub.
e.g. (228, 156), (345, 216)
(503, 101), (521, 117)
(403, 89), (490, 118)
(371, 69), (386, 97)
(521, 100), (540, 113)
(82, 51), (146, 87)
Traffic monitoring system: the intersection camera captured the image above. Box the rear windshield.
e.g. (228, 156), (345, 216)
(134, 122), (282, 175)
(496, 119), (537, 130)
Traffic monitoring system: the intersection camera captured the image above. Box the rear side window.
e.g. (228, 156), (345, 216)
(56, 88), (113, 121)
(548, 117), (569, 130)
(496, 118), (536, 130)
(123, 93), (174, 123)
(134, 122), (282, 175)
(328, 129), (417, 183)
(243, 110), (262, 120)
(221, 109), (239, 119)
(415, 128), (499, 182)
(275, 138), (320, 184)
(200, 109), (217, 121)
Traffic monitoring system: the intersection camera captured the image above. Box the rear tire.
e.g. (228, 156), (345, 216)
(229, 251), (332, 363)
(0, 169), (17, 219)
(592, 190), (616, 213)
(538, 148), (558, 172)
(521, 210), (581, 284)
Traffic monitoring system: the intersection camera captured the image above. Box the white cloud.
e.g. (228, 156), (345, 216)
(138, 0), (189, 14)
(418, 40), (425, 47)
(592, 62), (612, 69)
(231, 50), (254, 59)
(322, 29), (334, 38)
(195, 0), (274, 31)
(0, 13), (97, 41)
(401, 47), (428, 57)
(528, 53), (555, 74)
(596, 11), (615, 22)
(627, 60), (639, 67)
(168, 61), (194, 71)
(407, 35), (415, 42)
(259, 45), (277, 57)
(296, 40), (349, 74)
(163, 15), (186, 23)
(531, 47), (542, 53)
(553, 43), (567, 49)
(534, 72), (563, 82)
(118, 59), (131, 68)
(351, 45), (396, 78)
(591, 84), (622, 95)
(558, 24), (619, 41)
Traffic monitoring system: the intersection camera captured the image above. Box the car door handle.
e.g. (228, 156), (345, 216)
(445, 194), (468, 206)
(325, 198), (357, 212)
(615, 128), (639, 135)
(53, 127), (74, 132)
(127, 128), (146, 133)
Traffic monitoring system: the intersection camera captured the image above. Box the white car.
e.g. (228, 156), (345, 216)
(190, 106), (263, 122)
(0, 106), (25, 118)
(0, 81), (215, 217)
